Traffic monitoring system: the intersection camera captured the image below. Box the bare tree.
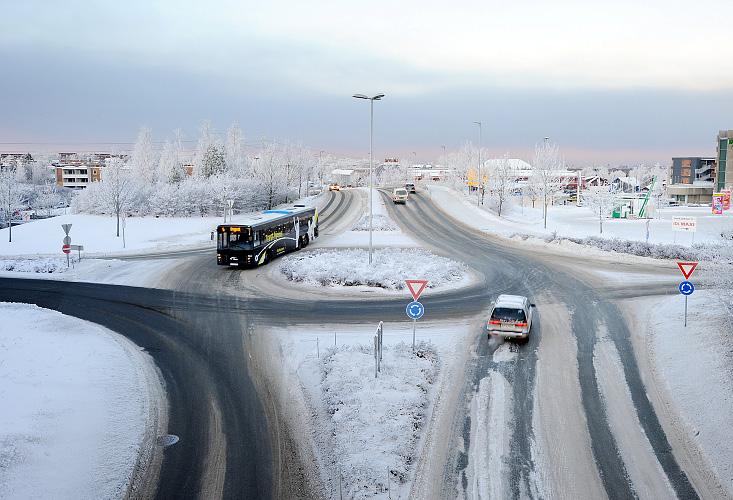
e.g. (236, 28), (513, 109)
(103, 158), (135, 237)
(532, 141), (564, 229)
(582, 186), (621, 234)
(0, 167), (25, 242)
(257, 143), (286, 209)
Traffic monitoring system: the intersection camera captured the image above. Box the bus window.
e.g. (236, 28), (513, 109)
(228, 232), (253, 250)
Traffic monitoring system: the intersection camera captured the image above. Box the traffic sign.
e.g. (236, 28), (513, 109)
(405, 279), (429, 301)
(678, 281), (694, 296)
(61, 224), (72, 235)
(62, 244), (71, 254)
(63, 235), (71, 245)
(406, 301), (425, 320)
(676, 261), (698, 280)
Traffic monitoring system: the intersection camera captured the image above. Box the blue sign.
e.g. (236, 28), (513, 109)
(406, 301), (425, 320)
(679, 281), (694, 296)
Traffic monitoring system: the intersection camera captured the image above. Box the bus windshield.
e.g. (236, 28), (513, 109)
(219, 231), (253, 250)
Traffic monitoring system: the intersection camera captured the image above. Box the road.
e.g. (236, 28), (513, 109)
(0, 188), (714, 499)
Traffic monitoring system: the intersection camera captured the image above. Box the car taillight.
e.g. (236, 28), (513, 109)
(515, 322), (527, 327)
(489, 320), (501, 325)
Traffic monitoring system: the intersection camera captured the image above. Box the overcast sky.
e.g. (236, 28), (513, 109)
(1, 0), (731, 165)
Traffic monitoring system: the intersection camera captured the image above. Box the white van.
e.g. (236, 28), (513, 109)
(392, 188), (409, 204)
(486, 294), (534, 341)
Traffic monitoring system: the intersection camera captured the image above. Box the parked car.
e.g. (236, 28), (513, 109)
(328, 183), (340, 191)
(486, 294), (534, 342)
(392, 188), (409, 204)
(405, 182), (416, 193)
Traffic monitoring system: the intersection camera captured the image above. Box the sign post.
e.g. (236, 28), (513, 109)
(676, 261), (698, 327)
(61, 224), (72, 268)
(405, 279), (428, 351)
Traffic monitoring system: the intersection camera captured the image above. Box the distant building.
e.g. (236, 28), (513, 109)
(716, 130), (733, 191)
(53, 152), (127, 189)
(671, 157), (715, 184)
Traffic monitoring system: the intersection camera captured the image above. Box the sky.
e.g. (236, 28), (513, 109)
(1, 0), (732, 165)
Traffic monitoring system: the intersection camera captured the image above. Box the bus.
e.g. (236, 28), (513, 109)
(216, 205), (318, 268)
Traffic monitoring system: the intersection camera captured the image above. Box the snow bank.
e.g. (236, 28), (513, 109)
(635, 291), (733, 496)
(0, 303), (164, 499)
(321, 342), (439, 498)
(279, 248), (466, 290)
(0, 257), (71, 273)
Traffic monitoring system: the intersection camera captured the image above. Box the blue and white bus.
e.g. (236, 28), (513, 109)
(216, 205), (318, 268)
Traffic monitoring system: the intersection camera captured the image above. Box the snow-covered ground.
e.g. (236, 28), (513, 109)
(272, 320), (473, 499)
(428, 185), (733, 247)
(628, 291), (733, 498)
(278, 247), (468, 292)
(0, 303), (165, 499)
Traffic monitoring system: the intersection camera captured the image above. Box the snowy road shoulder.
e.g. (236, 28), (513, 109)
(0, 303), (167, 499)
(624, 291), (733, 499)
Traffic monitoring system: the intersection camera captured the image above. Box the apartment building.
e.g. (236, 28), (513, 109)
(53, 153), (126, 189)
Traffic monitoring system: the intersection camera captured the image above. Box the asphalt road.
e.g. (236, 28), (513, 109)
(0, 188), (704, 499)
(381, 190), (698, 500)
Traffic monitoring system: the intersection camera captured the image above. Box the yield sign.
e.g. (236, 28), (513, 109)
(676, 261), (698, 280)
(405, 279), (429, 301)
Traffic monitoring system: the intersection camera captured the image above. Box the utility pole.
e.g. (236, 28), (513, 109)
(474, 121), (482, 205)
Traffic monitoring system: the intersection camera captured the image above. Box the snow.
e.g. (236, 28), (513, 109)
(0, 303), (164, 499)
(274, 320), (472, 499)
(633, 291), (733, 497)
(0, 257), (71, 273)
(428, 185), (733, 254)
(322, 342), (438, 497)
(278, 247), (468, 291)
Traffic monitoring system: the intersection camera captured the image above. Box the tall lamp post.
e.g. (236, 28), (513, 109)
(474, 121), (482, 205)
(353, 93), (385, 265)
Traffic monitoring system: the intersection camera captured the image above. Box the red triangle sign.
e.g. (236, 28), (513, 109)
(405, 279), (429, 301)
(676, 261), (698, 280)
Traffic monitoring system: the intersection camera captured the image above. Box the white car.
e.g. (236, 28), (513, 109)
(487, 294), (534, 341)
(392, 188), (409, 204)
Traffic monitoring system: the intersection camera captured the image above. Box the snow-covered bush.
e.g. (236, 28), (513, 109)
(1, 258), (69, 273)
(321, 341), (438, 497)
(279, 248), (467, 290)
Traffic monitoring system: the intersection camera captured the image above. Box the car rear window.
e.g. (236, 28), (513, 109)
(492, 307), (526, 322)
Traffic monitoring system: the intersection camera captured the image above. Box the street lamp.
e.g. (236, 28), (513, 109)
(474, 121), (482, 206)
(353, 93), (385, 265)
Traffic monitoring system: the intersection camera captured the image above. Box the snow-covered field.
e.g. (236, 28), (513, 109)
(0, 303), (165, 499)
(273, 320), (473, 499)
(278, 247), (468, 292)
(630, 291), (733, 497)
(428, 185), (733, 249)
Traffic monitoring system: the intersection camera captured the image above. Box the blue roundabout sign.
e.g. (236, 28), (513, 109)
(406, 301), (425, 320)
(678, 281), (695, 296)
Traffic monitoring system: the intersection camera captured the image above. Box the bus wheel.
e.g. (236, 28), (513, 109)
(302, 235), (309, 247)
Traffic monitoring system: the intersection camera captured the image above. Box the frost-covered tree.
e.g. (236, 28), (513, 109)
(0, 167), (25, 242)
(225, 123), (245, 173)
(582, 186), (621, 234)
(532, 141), (564, 228)
(257, 143), (287, 209)
(102, 158), (136, 237)
(130, 127), (158, 184)
(33, 180), (61, 217)
(487, 154), (514, 217)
